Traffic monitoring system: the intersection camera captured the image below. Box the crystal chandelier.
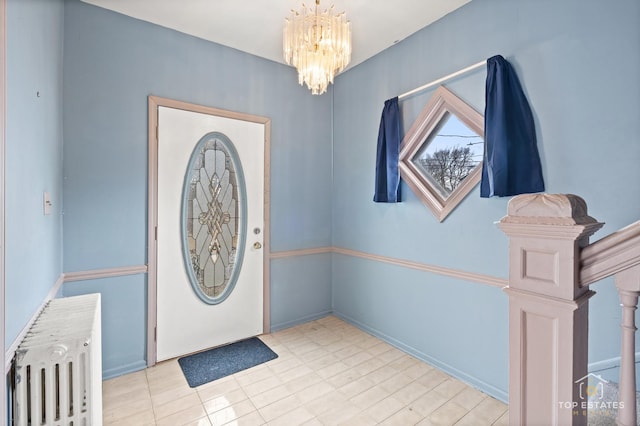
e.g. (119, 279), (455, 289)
(283, 0), (352, 95)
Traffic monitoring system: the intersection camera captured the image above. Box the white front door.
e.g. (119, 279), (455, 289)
(155, 105), (266, 361)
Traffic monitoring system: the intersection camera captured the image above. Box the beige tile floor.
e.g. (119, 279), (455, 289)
(102, 316), (508, 425)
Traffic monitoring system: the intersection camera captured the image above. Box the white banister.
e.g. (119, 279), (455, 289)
(499, 194), (603, 425)
(580, 221), (640, 287)
(501, 193), (640, 425)
(580, 220), (640, 425)
(614, 265), (639, 426)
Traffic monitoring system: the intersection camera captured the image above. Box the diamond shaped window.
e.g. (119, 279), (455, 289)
(399, 86), (484, 221)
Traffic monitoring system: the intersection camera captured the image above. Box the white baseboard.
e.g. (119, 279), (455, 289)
(102, 360), (148, 381)
(270, 310), (333, 332)
(334, 311), (509, 404)
(589, 352), (640, 373)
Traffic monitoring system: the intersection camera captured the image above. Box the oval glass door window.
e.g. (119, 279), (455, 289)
(181, 132), (247, 304)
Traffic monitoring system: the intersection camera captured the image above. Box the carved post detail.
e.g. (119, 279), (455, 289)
(614, 265), (639, 426)
(499, 194), (604, 426)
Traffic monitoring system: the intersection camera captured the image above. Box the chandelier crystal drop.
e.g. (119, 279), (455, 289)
(283, 0), (352, 95)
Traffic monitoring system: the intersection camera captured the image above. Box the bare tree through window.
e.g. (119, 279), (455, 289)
(419, 145), (476, 195)
(412, 114), (483, 198)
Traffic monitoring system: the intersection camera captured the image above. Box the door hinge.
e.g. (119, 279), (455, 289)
(154, 326), (157, 342)
(155, 226), (158, 240)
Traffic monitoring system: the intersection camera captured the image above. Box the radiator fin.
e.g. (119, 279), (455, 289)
(14, 294), (102, 426)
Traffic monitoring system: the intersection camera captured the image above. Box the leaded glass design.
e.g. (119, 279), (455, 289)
(181, 132), (246, 304)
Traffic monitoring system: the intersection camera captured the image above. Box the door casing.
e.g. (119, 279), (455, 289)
(147, 96), (271, 366)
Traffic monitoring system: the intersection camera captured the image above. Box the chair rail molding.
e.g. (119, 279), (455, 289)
(63, 265), (148, 282)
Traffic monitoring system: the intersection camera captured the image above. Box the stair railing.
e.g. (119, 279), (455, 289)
(499, 193), (639, 426)
(580, 220), (640, 426)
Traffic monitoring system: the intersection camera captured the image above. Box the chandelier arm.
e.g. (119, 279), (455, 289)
(283, 0), (351, 95)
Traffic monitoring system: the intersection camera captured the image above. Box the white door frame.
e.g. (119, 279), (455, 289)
(147, 96), (271, 366)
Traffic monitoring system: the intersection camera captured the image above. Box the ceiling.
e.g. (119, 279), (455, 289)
(80, 0), (471, 70)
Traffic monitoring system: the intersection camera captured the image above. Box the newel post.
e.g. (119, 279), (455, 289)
(499, 194), (604, 425)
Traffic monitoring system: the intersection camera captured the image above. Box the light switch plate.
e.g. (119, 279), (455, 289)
(43, 192), (52, 215)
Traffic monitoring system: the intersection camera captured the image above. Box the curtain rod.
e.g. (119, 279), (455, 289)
(397, 60), (486, 100)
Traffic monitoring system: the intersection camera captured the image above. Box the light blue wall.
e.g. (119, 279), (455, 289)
(61, 0), (333, 374)
(5, 0), (65, 347)
(7, 0), (639, 401)
(270, 254), (333, 331)
(332, 0), (640, 400)
(332, 256), (509, 400)
(63, 275), (147, 379)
